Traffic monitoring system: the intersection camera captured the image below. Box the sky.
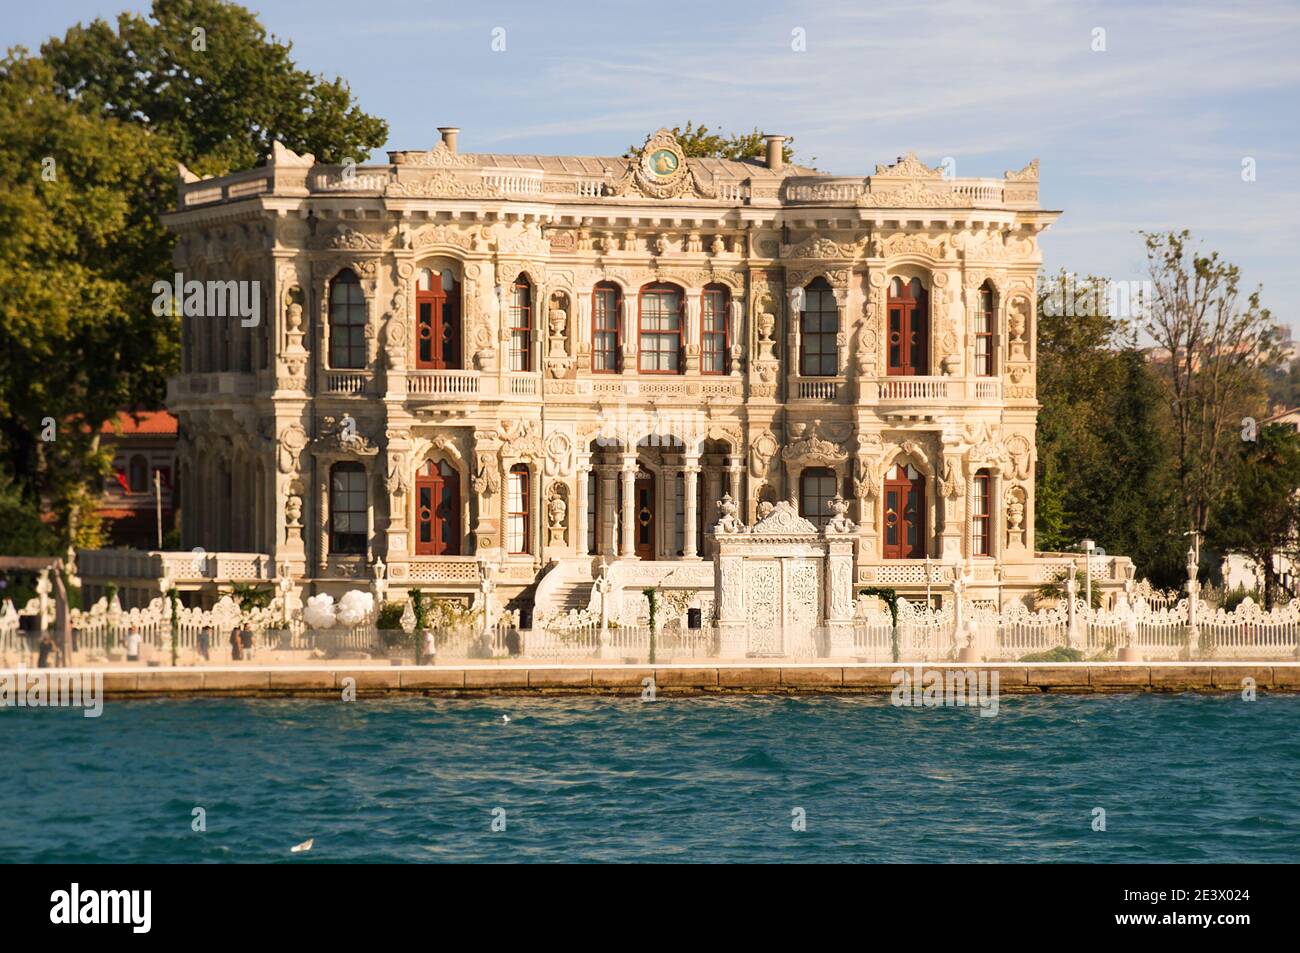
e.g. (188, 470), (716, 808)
(7, 0), (1300, 332)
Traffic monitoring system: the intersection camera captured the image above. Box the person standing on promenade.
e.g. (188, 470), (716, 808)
(37, 633), (55, 668)
(422, 629), (435, 664)
(240, 626), (255, 661)
(125, 627), (143, 663)
(229, 627), (242, 661)
(198, 626), (211, 662)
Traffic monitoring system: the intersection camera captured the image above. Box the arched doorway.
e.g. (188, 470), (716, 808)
(634, 468), (655, 560)
(883, 462), (925, 559)
(415, 459), (460, 555)
(416, 268), (461, 369)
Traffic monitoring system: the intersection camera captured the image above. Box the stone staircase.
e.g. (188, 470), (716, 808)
(531, 557), (597, 622)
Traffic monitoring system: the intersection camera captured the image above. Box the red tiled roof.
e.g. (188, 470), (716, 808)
(101, 410), (178, 436)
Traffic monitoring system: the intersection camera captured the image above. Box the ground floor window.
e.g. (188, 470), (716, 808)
(799, 467), (838, 526)
(330, 462), (367, 555)
(507, 465), (530, 555)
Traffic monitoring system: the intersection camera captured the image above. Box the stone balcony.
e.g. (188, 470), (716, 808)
(77, 549), (276, 584)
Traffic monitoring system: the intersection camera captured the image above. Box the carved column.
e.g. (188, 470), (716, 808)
(317, 471), (330, 577)
(620, 454), (637, 558)
(621, 298), (637, 375)
(682, 460), (701, 558)
(726, 455), (743, 509)
(599, 464), (618, 558)
(575, 458), (590, 557)
(824, 535), (857, 657)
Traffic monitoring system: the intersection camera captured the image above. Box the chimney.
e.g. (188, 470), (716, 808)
(437, 127), (460, 154)
(764, 134), (786, 172)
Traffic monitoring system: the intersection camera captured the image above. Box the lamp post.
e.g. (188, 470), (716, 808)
(1081, 539), (1095, 614)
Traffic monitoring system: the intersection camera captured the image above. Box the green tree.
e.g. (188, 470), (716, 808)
(1035, 270), (1184, 585)
(1, 2), (389, 552)
(0, 52), (176, 547)
(1139, 230), (1280, 535)
(1210, 424), (1300, 608)
(40, 0), (388, 175)
(631, 122), (796, 164)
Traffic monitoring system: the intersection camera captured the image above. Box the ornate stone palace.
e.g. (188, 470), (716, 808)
(156, 126), (1130, 620)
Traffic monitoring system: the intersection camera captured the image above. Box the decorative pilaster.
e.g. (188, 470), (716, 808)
(620, 455), (638, 558)
(682, 460), (701, 558)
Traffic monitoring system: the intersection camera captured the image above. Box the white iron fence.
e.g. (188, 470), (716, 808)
(3, 592), (1297, 664)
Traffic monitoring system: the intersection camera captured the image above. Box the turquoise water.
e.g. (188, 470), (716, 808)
(2, 694), (1297, 862)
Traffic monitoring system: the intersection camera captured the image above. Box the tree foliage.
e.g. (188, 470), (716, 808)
(0, 2), (388, 553)
(631, 121), (796, 164)
(1210, 424), (1300, 607)
(1035, 270), (1184, 585)
(1139, 229), (1278, 534)
(40, 0), (388, 175)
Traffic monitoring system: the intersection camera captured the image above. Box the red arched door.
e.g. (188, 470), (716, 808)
(887, 277), (928, 376)
(883, 463), (925, 559)
(415, 460), (460, 555)
(416, 269), (461, 369)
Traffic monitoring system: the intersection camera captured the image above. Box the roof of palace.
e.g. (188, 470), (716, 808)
(443, 151), (823, 179)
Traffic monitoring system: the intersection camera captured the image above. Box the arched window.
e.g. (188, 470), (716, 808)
(416, 267), (461, 370)
(329, 270), (367, 369)
(975, 283), (995, 377)
(701, 285), (729, 374)
(883, 463), (925, 559)
(639, 283), (683, 373)
(592, 282), (621, 373)
(972, 469), (992, 556)
(507, 464), (530, 555)
(128, 455), (149, 494)
(799, 467), (838, 526)
(415, 460), (460, 556)
(799, 277), (839, 377)
(509, 275), (532, 372)
(887, 277), (929, 376)
(329, 462), (368, 555)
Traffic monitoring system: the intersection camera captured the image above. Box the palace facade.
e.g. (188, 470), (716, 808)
(158, 126), (1125, 621)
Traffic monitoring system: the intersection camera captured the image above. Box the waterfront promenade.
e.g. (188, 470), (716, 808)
(5, 660), (1298, 697)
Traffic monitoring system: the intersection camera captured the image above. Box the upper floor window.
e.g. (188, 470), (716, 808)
(799, 278), (839, 377)
(975, 283), (995, 377)
(329, 270), (367, 370)
(887, 277), (929, 377)
(507, 465), (530, 554)
(799, 467), (839, 526)
(972, 469), (992, 556)
(592, 283), (621, 373)
(329, 462), (368, 555)
(509, 275), (532, 372)
(128, 455), (149, 494)
(639, 283), (683, 374)
(416, 267), (461, 370)
(701, 285), (729, 374)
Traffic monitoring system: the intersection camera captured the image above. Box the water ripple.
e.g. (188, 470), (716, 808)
(1, 694), (1297, 862)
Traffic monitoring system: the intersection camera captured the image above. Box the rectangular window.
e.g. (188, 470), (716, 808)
(330, 465), (368, 555)
(972, 472), (991, 556)
(976, 288), (994, 377)
(509, 280), (532, 372)
(800, 287), (839, 377)
(329, 278), (367, 370)
(701, 290), (728, 374)
(507, 468), (530, 554)
(592, 287), (620, 372)
(639, 288), (682, 373)
(799, 469), (838, 526)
